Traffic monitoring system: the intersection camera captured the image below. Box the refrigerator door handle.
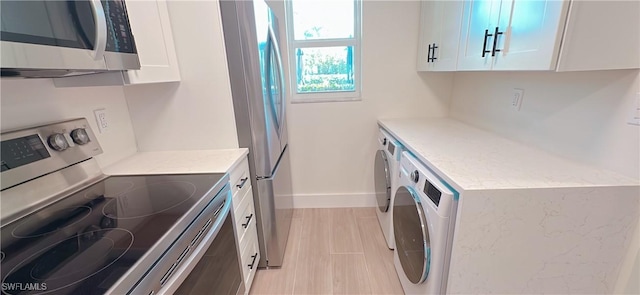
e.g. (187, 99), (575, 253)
(268, 25), (286, 137)
(264, 28), (281, 135)
(257, 144), (288, 180)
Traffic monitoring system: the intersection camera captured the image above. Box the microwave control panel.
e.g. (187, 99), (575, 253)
(104, 0), (136, 54)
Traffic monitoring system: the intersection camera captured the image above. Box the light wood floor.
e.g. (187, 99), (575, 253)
(249, 208), (404, 295)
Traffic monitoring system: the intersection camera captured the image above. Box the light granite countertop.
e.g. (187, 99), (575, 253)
(378, 118), (639, 191)
(103, 149), (249, 175)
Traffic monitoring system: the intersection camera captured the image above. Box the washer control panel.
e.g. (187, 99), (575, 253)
(400, 151), (456, 217)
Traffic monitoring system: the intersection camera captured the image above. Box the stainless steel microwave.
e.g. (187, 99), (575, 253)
(0, 0), (140, 78)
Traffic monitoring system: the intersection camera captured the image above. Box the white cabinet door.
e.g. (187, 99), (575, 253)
(124, 0), (180, 84)
(556, 0), (640, 71)
(492, 0), (568, 70)
(417, 1), (464, 71)
(417, 0), (438, 71)
(457, 0), (502, 70)
(432, 1), (464, 71)
(458, 0), (568, 71)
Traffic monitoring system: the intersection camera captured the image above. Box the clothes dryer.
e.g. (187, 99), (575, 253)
(393, 151), (458, 294)
(373, 128), (402, 249)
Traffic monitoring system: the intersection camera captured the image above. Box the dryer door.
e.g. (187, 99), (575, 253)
(393, 186), (430, 284)
(374, 150), (391, 212)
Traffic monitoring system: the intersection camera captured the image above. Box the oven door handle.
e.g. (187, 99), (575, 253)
(156, 191), (233, 295)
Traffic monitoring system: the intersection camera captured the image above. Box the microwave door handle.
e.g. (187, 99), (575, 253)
(89, 0), (107, 61)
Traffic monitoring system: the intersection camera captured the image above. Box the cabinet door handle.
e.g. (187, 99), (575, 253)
(431, 43), (438, 62)
(482, 29), (493, 57)
(248, 253), (258, 270)
(242, 213), (253, 228)
(491, 27), (504, 56)
(427, 43), (433, 63)
(236, 177), (249, 189)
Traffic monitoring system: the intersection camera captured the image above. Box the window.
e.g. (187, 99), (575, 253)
(285, 0), (361, 102)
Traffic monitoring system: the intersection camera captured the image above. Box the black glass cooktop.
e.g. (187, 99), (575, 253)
(0, 173), (225, 295)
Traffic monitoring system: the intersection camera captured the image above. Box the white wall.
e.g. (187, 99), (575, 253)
(123, 1), (238, 151)
(0, 79), (137, 168)
(449, 69), (640, 180)
(282, 1), (454, 206)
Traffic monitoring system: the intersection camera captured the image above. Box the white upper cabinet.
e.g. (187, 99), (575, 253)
(556, 0), (640, 71)
(455, 0), (639, 72)
(417, 0), (464, 71)
(123, 0), (180, 84)
(54, 0), (180, 87)
(457, 0), (569, 71)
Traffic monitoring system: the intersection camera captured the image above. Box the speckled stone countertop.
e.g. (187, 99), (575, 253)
(378, 118), (638, 191)
(103, 149), (248, 175)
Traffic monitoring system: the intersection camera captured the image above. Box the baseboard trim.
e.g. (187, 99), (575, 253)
(292, 193), (376, 208)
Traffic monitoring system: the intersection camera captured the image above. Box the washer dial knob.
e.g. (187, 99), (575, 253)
(410, 170), (420, 183)
(70, 128), (90, 145)
(48, 133), (69, 151)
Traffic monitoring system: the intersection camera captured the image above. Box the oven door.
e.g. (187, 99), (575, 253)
(0, 0), (139, 76)
(128, 186), (244, 295)
(170, 210), (244, 295)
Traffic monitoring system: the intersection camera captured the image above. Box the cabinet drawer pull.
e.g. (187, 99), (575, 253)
(491, 26), (504, 56)
(236, 177), (249, 189)
(482, 29), (493, 57)
(248, 253), (258, 270)
(242, 213), (254, 228)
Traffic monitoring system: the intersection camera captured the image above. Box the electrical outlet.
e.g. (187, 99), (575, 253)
(511, 88), (524, 111)
(94, 109), (109, 133)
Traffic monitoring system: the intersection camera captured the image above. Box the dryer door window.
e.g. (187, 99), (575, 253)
(393, 186), (430, 284)
(374, 150), (391, 212)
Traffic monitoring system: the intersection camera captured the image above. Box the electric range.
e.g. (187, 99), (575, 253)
(0, 119), (239, 295)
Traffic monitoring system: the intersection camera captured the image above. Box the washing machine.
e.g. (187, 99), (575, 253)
(393, 151), (458, 294)
(374, 128), (402, 249)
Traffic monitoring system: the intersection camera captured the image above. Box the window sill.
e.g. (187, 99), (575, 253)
(290, 91), (361, 104)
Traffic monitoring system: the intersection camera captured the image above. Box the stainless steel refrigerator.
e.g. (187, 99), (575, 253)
(219, 0), (293, 268)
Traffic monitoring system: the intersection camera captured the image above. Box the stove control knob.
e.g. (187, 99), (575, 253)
(70, 128), (90, 145)
(410, 170), (420, 183)
(48, 133), (69, 151)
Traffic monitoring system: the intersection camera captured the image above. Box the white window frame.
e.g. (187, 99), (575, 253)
(285, 0), (362, 103)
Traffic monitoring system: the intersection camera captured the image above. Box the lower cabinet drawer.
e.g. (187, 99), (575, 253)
(230, 158), (250, 200)
(234, 188), (256, 243)
(231, 178), (253, 210)
(240, 222), (260, 293)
